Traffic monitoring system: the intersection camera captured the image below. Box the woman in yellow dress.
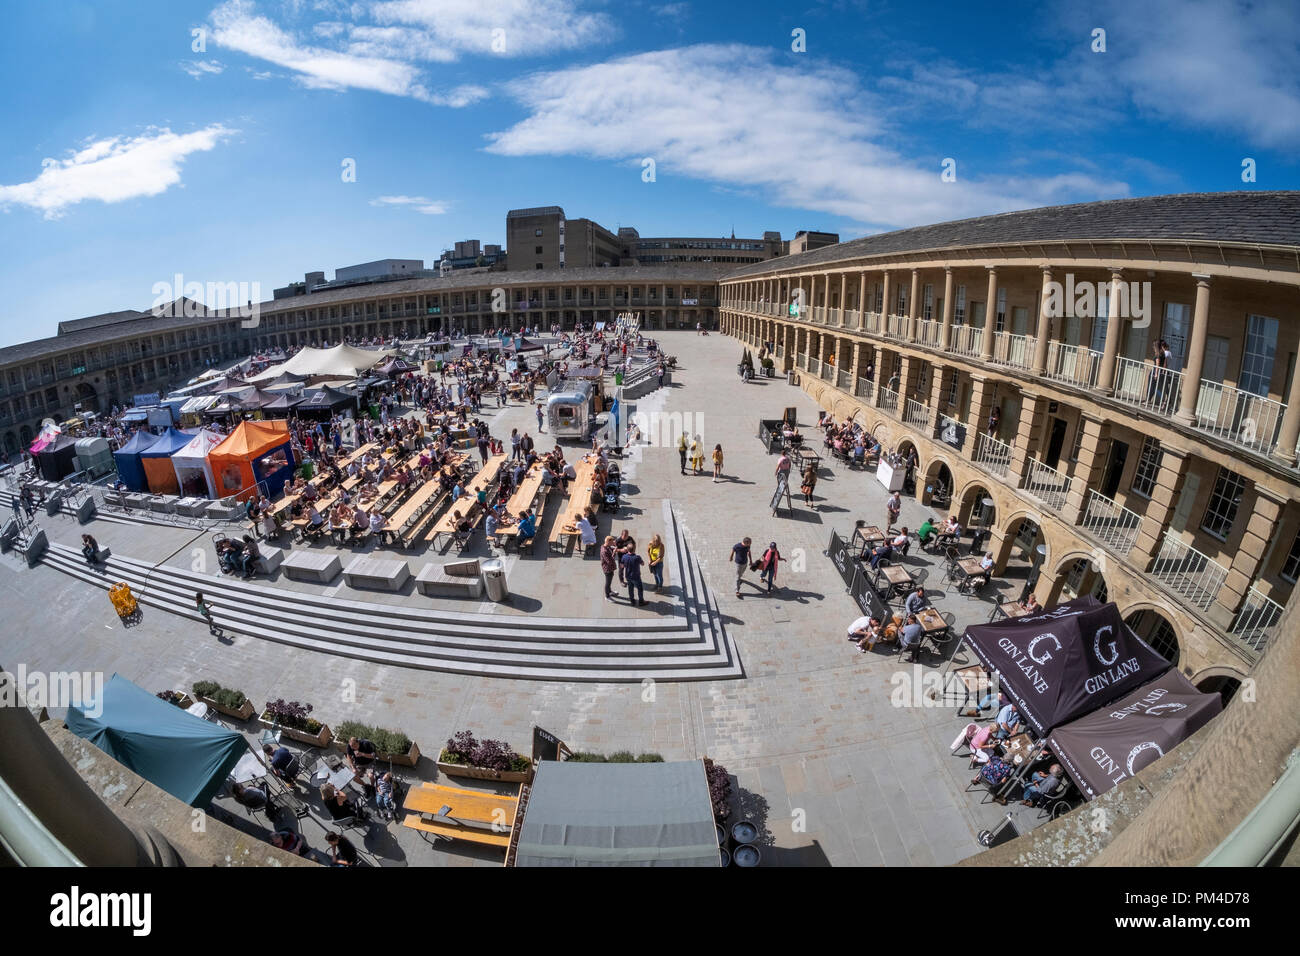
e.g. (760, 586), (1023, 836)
(712, 444), (724, 482)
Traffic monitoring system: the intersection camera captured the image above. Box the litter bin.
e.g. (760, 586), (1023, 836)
(787, 369), (797, 386)
(481, 557), (509, 602)
(300, 459), (315, 479)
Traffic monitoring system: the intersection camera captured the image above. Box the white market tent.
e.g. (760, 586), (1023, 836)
(171, 428), (225, 499)
(247, 344), (395, 383)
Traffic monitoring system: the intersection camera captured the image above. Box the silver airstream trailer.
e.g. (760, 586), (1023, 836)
(547, 379), (597, 439)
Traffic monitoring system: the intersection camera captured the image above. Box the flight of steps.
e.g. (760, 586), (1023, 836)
(33, 500), (743, 683)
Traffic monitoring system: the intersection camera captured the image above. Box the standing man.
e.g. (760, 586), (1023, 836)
(536, 403), (545, 433)
(731, 537), (753, 599)
(677, 432), (689, 476)
(621, 548), (648, 606)
(886, 490), (901, 529)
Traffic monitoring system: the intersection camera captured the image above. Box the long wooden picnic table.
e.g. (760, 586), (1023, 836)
(426, 454), (508, 545)
(550, 454), (602, 550)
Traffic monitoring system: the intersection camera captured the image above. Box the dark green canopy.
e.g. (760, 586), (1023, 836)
(65, 674), (249, 807)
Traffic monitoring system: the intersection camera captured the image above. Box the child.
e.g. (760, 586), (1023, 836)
(375, 771), (396, 820)
(195, 592), (217, 634)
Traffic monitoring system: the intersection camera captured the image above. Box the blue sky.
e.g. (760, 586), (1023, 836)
(2, 0), (1297, 346)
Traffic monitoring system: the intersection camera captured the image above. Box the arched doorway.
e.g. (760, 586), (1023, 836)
(1196, 673), (1244, 706)
(75, 381), (100, 414)
(996, 514), (1046, 599)
(1125, 607), (1181, 665)
(921, 457), (953, 509)
(1050, 554), (1108, 606)
(959, 483), (996, 528)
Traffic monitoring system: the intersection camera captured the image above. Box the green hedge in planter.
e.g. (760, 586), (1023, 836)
(191, 681), (247, 710)
(335, 720), (413, 757)
(566, 751), (664, 763)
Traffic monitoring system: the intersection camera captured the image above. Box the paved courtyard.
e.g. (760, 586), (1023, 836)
(1, 331), (1037, 866)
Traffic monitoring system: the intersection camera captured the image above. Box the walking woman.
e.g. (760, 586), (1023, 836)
(689, 435), (705, 475)
(712, 444), (724, 483)
(759, 541), (784, 593)
(647, 533), (666, 592)
(800, 461), (818, 507)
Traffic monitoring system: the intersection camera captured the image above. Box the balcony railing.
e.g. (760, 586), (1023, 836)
(1149, 531), (1229, 612)
(820, 362), (835, 381)
(915, 319), (941, 349)
(856, 376), (874, 400)
(1021, 456), (1072, 513)
(949, 324), (983, 358)
(991, 332), (1032, 370)
(863, 311), (881, 333)
(811, 306), (825, 323)
(843, 309), (860, 330)
(797, 352), (808, 370)
(1228, 583), (1284, 655)
(884, 313), (907, 339)
(1044, 342), (1103, 389)
(1112, 356), (1182, 417)
(903, 398), (932, 429)
(838, 368), (852, 390)
(972, 431), (1013, 478)
(828, 308), (842, 325)
(877, 386), (900, 414)
(809, 357), (821, 376)
(1079, 489), (1143, 557)
(1191, 380), (1286, 457)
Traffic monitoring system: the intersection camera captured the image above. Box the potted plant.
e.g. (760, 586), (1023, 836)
(259, 698), (333, 748)
(761, 356), (776, 378)
(704, 757), (733, 823)
(156, 690), (193, 709)
(191, 681), (255, 720)
(332, 720), (422, 767)
(437, 730), (534, 783)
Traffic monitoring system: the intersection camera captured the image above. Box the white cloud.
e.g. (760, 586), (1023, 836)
(1091, 0), (1300, 149)
(208, 0), (483, 105)
(370, 195), (449, 214)
(370, 0), (615, 57)
(181, 59), (226, 78)
(0, 125), (235, 219)
(486, 45), (1127, 232)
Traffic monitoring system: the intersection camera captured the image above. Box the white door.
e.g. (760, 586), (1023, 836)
(1162, 303), (1190, 371)
(1195, 335), (1231, 424)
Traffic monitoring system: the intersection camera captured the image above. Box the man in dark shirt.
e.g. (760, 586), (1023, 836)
(326, 831), (358, 867)
(731, 538), (752, 598)
(346, 736), (377, 774)
(263, 744), (299, 786)
(621, 550), (647, 606)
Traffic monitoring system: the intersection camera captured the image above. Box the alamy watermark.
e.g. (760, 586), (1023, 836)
(1042, 273), (1151, 328)
(1, 665), (104, 717)
(151, 273), (262, 329)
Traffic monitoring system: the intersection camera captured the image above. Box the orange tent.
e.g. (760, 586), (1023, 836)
(207, 420), (296, 501)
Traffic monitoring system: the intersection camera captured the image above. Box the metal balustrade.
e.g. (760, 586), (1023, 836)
(843, 309), (860, 330)
(1079, 489), (1143, 556)
(877, 386), (900, 413)
(1044, 342), (1103, 389)
(820, 362), (835, 381)
(1228, 583), (1284, 654)
(1111, 355), (1182, 417)
(809, 357), (821, 376)
(1021, 456), (1072, 513)
(856, 377), (873, 400)
(828, 308), (841, 325)
(991, 332), (1032, 370)
(838, 369), (852, 390)
(972, 431), (1013, 478)
(1149, 531), (1229, 611)
(884, 313), (907, 339)
(934, 413), (965, 444)
(915, 319), (941, 348)
(862, 311), (880, 333)
(949, 325), (984, 358)
(797, 352), (808, 370)
(903, 398), (932, 429)
(1191, 380), (1286, 456)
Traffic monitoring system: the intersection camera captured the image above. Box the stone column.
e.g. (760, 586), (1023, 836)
(858, 271), (867, 324)
(1062, 416), (1110, 524)
(1209, 487), (1286, 630)
(1273, 353), (1300, 466)
(1032, 267), (1054, 375)
(838, 273), (847, 324)
(981, 268), (997, 362)
(908, 269), (920, 340)
(1173, 277), (1214, 426)
(964, 376), (996, 457)
(880, 271), (892, 335)
(1128, 443), (1192, 567)
(1096, 270), (1125, 395)
(940, 267), (954, 350)
(849, 340), (864, 384)
(1009, 391), (1046, 479)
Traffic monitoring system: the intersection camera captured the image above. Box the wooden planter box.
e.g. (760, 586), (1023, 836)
(259, 713), (333, 748)
(330, 738), (422, 768)
(197, 694), (255, 721)
(165, 692), (195, 709)
(437, 757), (534, 784)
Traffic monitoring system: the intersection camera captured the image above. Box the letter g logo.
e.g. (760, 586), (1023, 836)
(1027, 633), (1061, 665)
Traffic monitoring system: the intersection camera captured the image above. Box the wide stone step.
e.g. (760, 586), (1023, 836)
(41, 550), (739, 681)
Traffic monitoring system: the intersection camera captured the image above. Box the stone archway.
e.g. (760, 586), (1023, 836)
(1192, 666), (1247, 705)
(959, 482), (996, 530)
(1049, 551), (1108, 607)
(921, 456), (953, 508)
(995, 512), (1046, 579)
(1122, 603), (1183, 666)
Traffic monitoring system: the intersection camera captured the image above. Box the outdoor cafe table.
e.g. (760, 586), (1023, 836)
(791, 447), (821, 473)
(994, 601), (1030, 621)
(229, 750), (269, 785)
(852, 525), (887, 555)
(916, 607), (951, 643)
(875, 563), (914, 599)
(1000, 733), (1037, 770)
(956, 556), (987, 591)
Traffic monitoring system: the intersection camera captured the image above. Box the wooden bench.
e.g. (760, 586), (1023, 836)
(342, 555), (411, 592)
(281, 550), (342, 583)
(401, 782), (518, 849)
